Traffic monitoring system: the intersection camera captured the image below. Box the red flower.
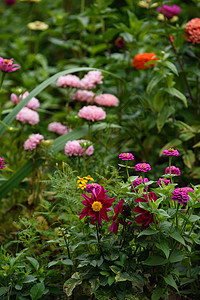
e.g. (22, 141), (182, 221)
(110, 200), (126, 235)
(78, 185), (115, 226)
(132, 53), (158, 70)
(133, 192), (157, 228)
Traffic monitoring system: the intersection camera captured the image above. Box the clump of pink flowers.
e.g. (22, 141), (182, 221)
(172, 187), (194, 205)
(78, 105), (106, 122)
(157, 5), (181, 19)
(185, 18), (200, 45)
(119, 153), (134, 160)
(48, 122), (71, 135)
(131, 177), (149, 192)
(11, 92), (40, 111)
(0, 57), (21, 73)
(135, 163), (151, 172)
(56, 74), (80, 88)
(165, 166), (181, 176)
(163, 148), (179, 156)
(157, 178), (171, 187)
(79, 71), (103, 90)
(64, 140), (94, 156)
(86, 183), (102, 196)
(94, 94), (119, 107)
(24, 134), (44, 151)
(72, 90), (95, 103)
(16, 107), (40, 125)
(0, 158), (6, 170)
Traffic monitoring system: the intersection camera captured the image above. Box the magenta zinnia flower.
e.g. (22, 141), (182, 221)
(78, 105), (106, 122)
(119, 153), (134, 161)
(86, 183), (102, 196)
(4, 0), (16, 5)
(135, 163), (151, 172)
(78, 185), (115, 226)
(157, 5), (181, 19)
(131, 176), (149, 192)
(163, 148), (179, 156)
(157, 178), (171, 187)
(133, 192), (157, 228)
(172, 187), (193, 205)
(0, 57), (21, 73)
(0, 158), (6, 170)
(110, 200), (126, 235)
(165, 165), (181, 176)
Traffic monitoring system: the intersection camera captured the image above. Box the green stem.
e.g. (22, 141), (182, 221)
(126, 161), (130, 181)
(0, 72), (6, 90)
(96, 222), (104, 258)
(81, 0), (85, 12)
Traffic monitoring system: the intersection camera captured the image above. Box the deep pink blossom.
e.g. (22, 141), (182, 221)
(163, 148), (179, 156)
(72, 90), (95, 103)
(165, 166), (181, 176)
(135, 163), (151, 172)
(94, 94), (119, 107)
(48, 122), (71, 135)
(185, 18), (200, 45)
(78, 185), (115, 226)
(110, 200), (126, 235)
(24, 134), (44, 151)
(4, 0), (16, 5)
(157, 5), (181, 18)
(11, 92), (40, 111)
(78, 105), (106, 122)
(172, 187), (194, 205)
(56, 75), (80, 88)
(0, 158), (6, 170)
(157, 178), (171, 187)
(79, 71), (103, 90)
(86, 183), (102, 197)
(16, 107), (39, 125)
(119, 153), (134, 161)
(0, 57), (21, 73)
(131, 176), (149, 192)
(115, 37), (125, 48)
(64, 140), (94, 156)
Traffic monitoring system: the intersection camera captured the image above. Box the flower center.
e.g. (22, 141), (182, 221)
(92, 201), (102, 212)
(4, 59), (12, 64)
(168, 148), (174, 152)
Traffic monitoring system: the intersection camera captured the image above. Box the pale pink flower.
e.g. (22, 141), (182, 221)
(78, 105), (106, 122)
(94, 94), (119, 107)
(79, 71), (103, 89)
(16, 107), (40, 125)
(24, 134), (44, 151)
(64, 139), (94, 156)
(48, 122), (71, 135)
(11, 92), (40, 111)
(56, 75), (80, 88)
(72, 90), (95, 103)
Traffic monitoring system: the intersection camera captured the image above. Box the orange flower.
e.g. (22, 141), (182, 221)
(132, 53), (158, 70)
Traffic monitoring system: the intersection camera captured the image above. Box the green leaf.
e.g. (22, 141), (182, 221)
(26, 257), (39, 271)
(108, 276), (115, 286)
(155, 241), (170, 259)
(164, 274), (179, 293)
(48, 259), (73, 268)
(151, 286), (164, 300)
(138, 228), (159, 237)
(0, 287), (8, 297)
(143, 255), (167, 266)
(109, 265), (121, 274)
(164, 61), (179, 76)
(189, 215), (200, 222)
(157, 106), (175, 132)
(90, 44), (107, 55)
(169, 228), (185, 246)
(23, 275), (37, 284)
(182, 150), (195, 169)
(90, 278), (100, 293)
(146, 75), (162, 95)
(165, 87), (187, 107)
(115, 272), (132, 282)
(169, 251), (185, 263)
(63, 273), (82, 297)
(30, 282), (45, 300)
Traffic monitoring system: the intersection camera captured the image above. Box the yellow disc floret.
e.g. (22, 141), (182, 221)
(92, 201), (102, 212)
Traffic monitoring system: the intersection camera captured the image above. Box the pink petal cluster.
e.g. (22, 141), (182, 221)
(163, 148), (179, 156)
(48, 122), (71, 135)
(94, 94), (119, 107)
(86, 183), (102, 196)
(11, 92), (40, 111)
(0, 158), (6, 170)
(172, 187), (194, 205)
(78, 105), (106, 122)
(24, 134), (44, 151)
(110, 200), (127, 235)
(0, 57), (21, 73)
(135, 163), (151, 172)
(165, 166), (181, 176)
(119, 153), (134, 160)
(64, 140), (94, 156)
(131, 177), (149, 192)
(157, 178), (171, 187)
(185, 18), (200, 45)
(72, 90), (95, 103)
(79, 71), (103, 90)
(16, 107), (40, 125)
(157, 5), (181, 18)
(56, 75), (80, 88)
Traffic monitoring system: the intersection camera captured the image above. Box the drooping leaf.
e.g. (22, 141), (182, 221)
(30, 282), (45, 300)
(164, 274), (179, 293)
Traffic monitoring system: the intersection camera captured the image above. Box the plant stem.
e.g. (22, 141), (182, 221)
(95, 222), (104, 258)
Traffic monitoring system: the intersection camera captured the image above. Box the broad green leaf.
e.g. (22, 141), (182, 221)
(63, 273), (82, 297)
(147, 75), (162, 95)
(23, 275), (37, 284)
(48, 259), (73, 268)
(156, 106), (175, 132)
(115, 272), (132, 282)
(182, 150), (195, 169)
(165, 87), (187, 107)
(143, 255), (167, 266)
(169, 228), (185, 246)
(164, 274), (179, 293)
(164, 61), (179, 76)
(169, 251), (185, 263)
(110, 265), (121, 274)
(90, 278), (100, 293)
(155, 241), (170, 259)
(138, 228), (159, 237)
(151, 286), (164, 300)
(26, 257), (39, 271)
(30, 282), (45, 300)
(108, 276), (115, 286)
(188, 215), (200, 222)
(0, 287), (8, 297)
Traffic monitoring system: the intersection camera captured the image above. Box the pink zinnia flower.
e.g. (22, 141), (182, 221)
(0, 158), (6, 170)
(163, 148), (179, 156)
(110, 200), (127, 235)
(131, 176), (149, 192)
(157, 178), (171, 187)
(135, 163), (151, 172)
(157, 5), (181, 19)
(86, 183), (102, 196)
(79, 71), (103, 90)
(119, 153), (134, 160)
(24, 134), (44, 151)
(0, 57), (21, 73)
(64, 140), (94, 156)
(11, 92), (40, 111)
(48, 122), (71, 135)
(172, 187), (193, 205)
(185, 18), (200, 45)
(56, 75), (80, 88)
(165, 166), (181, 176)
(133, 192), (157, 228)
(115, 37), (125, 48)
(4, 0), (16, 5)
(94, 94), (119, 107)
(78, 185), (115, 226)
(16, 107), (40, 125)
(78, 105), (106, 122)
(72, 90), (95, 103)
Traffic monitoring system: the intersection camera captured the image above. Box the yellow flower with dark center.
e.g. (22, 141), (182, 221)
(92, 201), (102, 212)
(28, 21), (49, 31)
